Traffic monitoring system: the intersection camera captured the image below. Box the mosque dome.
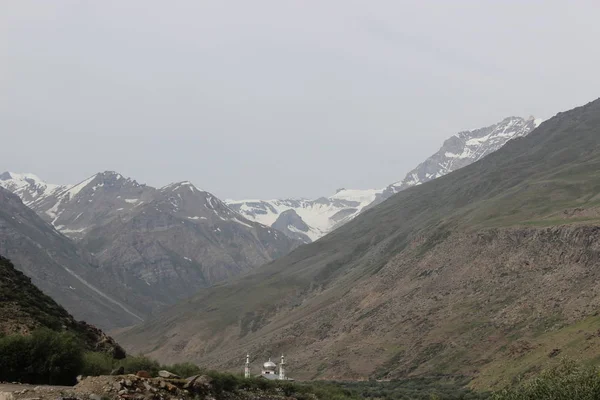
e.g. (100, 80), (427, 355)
(263, 359), (277, 370)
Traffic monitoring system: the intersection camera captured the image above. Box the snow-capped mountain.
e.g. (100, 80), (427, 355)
(226, 188), (383, 243)
(0, 171), (68, 206)
(26, 171), (157, 240)
(228, 116), (542, 241)
(385, 116), (542, 195)
(1, 116), (541, 247)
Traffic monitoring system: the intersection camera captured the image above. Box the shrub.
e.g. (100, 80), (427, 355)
(117, 354), (161, 376)
(81, 351), (114, 376)
(492, 359), (600, 400)
(0, 328), (85, 385)
(166, 362), (205, 378)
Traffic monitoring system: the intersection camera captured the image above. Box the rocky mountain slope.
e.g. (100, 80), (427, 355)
(78, 181), (297, 315)
(0, 186), (143, 329)
(117, 99), (600, 389)
(0, 172), (298, 322)
(228, 116), (541, 242)
(0, 255), (125, 357)
(28, 171), (157, 241)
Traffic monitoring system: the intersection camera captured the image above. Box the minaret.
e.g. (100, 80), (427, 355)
(244, 354), (250, 378)
(279, 354), (285, 380)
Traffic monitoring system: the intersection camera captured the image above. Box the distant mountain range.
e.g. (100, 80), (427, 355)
(0, 172), (298, 329)
(0, 115), (541, 329)
(228, 116), (542, 241)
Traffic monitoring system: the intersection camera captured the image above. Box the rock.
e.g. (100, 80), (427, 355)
(118, 389), (128, 395)
(165, 383), (177, 392)
(111, 366), (125, 376)
(124, 379), (133, 387)
(136, 371), (151, 379)
(158, 370), (180, 379)
(184, 375), (212, 393)
(89, 394), (102, 400)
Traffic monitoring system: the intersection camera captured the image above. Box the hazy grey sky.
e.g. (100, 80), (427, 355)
(2, 1), (600, 199)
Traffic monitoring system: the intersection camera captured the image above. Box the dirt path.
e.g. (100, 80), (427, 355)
(0, 384), (72, 392)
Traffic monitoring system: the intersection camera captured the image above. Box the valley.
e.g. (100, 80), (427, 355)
(3, 3), (599, 398)
(0, 100), (595, 395)
(114, 98), (600, 389)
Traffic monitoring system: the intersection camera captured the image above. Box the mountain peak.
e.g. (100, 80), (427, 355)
(388, 115), (539, 193)
(0, 171), (65, 206)
(161, 181), (203, 194)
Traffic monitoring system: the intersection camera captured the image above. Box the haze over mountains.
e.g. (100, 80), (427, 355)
(0, 114), (543, 332)
(116, 98), (600, 387)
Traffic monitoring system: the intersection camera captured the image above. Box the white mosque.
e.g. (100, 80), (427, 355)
(244, 354), (293, 381)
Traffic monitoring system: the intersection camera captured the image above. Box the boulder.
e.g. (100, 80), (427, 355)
(158, 370), (180, 379)
(184, 375), (212, 393)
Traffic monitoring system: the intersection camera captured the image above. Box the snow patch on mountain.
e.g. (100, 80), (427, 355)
(227, 187), (383, 242)
(0, 171), (67, 205)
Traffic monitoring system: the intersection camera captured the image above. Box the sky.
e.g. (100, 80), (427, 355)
(2, 1), (600, 199)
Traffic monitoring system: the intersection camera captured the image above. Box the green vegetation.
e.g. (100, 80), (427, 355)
(0, 329), (360, 399)
(0, 328), (84, 385)
(492, 359), (600, 399)
(81, 352), (204, 377)
(337, 377), (489, 399)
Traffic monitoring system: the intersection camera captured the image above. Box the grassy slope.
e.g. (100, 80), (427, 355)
(118, 98), (600, 386)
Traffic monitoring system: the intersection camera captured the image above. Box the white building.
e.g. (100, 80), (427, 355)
(244, 354), (293, 381)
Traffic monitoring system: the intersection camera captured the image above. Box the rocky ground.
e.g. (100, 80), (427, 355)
(1, 373), (305, 400)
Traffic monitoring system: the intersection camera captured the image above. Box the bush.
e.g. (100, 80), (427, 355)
(117, 354), (161, 376)
(81, 351), (114, 376)
(0, 328), (84, 385)
(166, 362), (205, 378)
(492, 359), (600, 400)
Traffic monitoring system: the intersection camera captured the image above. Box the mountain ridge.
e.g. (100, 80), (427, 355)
(227, 115), (540, 241)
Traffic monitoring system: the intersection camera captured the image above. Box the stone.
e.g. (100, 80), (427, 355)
(89, 394), (102, 400)
(136, 371), (151, 379)
(124, 380), (133, 387)
(158, 370), (180, 379)
(184, 375), (212, 394)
